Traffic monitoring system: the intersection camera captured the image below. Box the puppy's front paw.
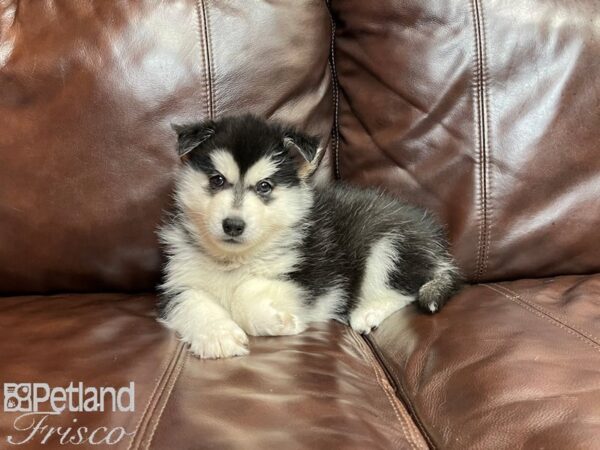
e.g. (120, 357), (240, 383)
(184, 319), (249, 359)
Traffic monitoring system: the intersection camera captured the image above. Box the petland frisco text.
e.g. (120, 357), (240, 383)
(3, 382), (135, 445)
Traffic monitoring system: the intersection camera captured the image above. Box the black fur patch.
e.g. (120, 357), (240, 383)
(288, 183), (461, 315)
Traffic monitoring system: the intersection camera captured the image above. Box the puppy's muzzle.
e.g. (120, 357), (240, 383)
(222, 217), (246, 237)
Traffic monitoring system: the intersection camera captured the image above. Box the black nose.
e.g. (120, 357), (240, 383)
(222, 217), (245, 237)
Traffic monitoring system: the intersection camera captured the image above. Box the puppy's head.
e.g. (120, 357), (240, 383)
(172, 115), (319, 258)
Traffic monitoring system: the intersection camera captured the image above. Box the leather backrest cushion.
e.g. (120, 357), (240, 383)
(0, 0), (333, 294)
(331, 0), (600, 282)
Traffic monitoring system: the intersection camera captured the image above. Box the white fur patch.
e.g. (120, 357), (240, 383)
(244, 156), (279, 186)
(350, 237), (414, 334)
(230, 278), (307, 336)
(210, 149), (240, 183)
(306, 287), (346, 323)
(160, 289), (249, 359)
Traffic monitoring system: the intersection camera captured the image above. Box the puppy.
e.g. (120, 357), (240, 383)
(158, 115), (461, 359)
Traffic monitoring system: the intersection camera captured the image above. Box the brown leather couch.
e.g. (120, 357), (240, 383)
(1, 1), (599, 449)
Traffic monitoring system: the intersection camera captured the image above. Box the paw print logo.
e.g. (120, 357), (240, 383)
(3, 383), (32, 412)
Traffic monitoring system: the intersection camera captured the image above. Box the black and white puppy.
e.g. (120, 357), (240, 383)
(159, 115), (461, 359)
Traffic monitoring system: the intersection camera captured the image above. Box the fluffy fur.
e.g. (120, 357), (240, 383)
(158, 115), (461, 359)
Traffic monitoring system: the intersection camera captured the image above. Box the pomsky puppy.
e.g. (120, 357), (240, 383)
(159, 115), (461, 359)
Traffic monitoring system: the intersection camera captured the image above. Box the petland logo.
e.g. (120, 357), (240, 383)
(3, 382), (135, 445)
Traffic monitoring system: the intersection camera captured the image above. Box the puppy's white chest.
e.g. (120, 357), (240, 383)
(195, 254), (294, 308)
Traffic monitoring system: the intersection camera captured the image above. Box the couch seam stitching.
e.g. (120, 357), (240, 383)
(350, 330), (417, 450)
(326, 0), (341, 180)
(126, 340), (185, 450)
(362, 331), (426, 450)
(196, 0), (214, 119)
(479, 1), (492, 280)
(349, 329), (425, 450)
(358, 336), (426, 446)
(486, 284), (600, 353)
(490, 283), (600, 346)
(365, 334), (437, 449)
(469, 0), (483, 281)
(470, 0), (491, 282)
(143, 346), (189, 449)
(476, 0), (488, 282)
(204, 0), (215, 118)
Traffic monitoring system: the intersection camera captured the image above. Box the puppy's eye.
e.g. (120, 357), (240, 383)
(255, 180), (273, 195)
(209, 175), (225, 189)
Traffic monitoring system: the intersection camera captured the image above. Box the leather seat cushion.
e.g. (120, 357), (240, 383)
(369, 274), (600, 449)
(2, 275), (598, 449)
(0, 294), (425, 450)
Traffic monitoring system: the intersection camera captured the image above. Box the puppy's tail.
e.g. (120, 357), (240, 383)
(417, 263), (462, 314)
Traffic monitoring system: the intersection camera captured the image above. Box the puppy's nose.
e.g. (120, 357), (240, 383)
(222, 217), (245, 237)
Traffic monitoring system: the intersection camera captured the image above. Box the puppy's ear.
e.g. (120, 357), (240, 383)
(283, 132), (319, 163)
(171, 120), (216, 158)
(283, 131), (320, 178)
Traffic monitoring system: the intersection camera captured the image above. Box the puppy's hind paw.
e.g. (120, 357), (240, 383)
(349, 308), (388, 335)
(274, 310), (306, 336)
(242, 304), (306, 337)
